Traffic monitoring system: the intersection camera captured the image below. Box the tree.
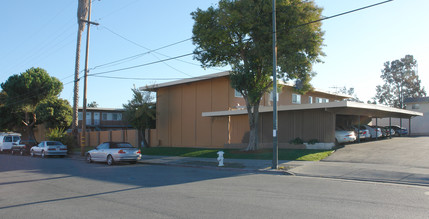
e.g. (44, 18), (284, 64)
(72, 0), (89, 143)
(1, 67), (63, 140)
(87, 101), (98, 108)
(338, 86), (362, 103)
(123, 89), (156, 148)
(35, 98), (73, 130)
(191, 0), (324, 150)
(374, 55), (426, 108)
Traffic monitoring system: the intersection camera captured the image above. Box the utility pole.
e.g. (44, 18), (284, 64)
(81, 0), (99, 156)
(272, 0), (278, 169)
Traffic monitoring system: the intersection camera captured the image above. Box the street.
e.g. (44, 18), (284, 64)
(1, 154), (429, 218)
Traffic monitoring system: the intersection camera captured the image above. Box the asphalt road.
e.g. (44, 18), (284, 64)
(1, 154), (429, 218)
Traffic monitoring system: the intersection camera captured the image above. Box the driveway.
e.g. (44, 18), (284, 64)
(290, 136), (429, 186)
(324, 136), (429, 168)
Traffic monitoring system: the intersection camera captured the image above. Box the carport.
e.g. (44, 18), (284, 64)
(325, 101), (423, 141)
(202, 101), (422, 148)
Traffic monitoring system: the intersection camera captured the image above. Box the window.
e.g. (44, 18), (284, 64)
(412, 104), (420, 109)
(86, 112), (92, 125)
(234, 89), (243, 97)
(13, 136), (20, 142)
(323, 98), (329, 103)
(292, 93), (301, 104)
(309, 96), (313, 104)
(270, 91), (279, 101)
(78, 112), (83, 121)
(94, 112), (100, 125)
(97, 143), (109, 150)
(102, 112), (122, 121)
(316, 97), (322, 103)
(4, 136), (12, 142)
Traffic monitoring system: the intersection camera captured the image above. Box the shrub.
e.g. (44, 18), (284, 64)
(46, 128), (77, 154)
(289, 137), (304, 145)
(307, 139), (319, 145)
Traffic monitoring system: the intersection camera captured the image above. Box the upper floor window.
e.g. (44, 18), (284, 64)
(270, 90), (279, 101)
(309, 96), (313, 104)
(323, 98), (329, 103)
(234, 89), (243, 98)
(102, 112), (122, 121)
(316, 97), (322, 103)
(292, 93), (301, 104)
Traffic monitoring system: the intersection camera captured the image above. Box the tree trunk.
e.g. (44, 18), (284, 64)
(245, 103), (260, 151)
(22, 112), (37, 142)
(140, 129), (149, 148)
(72, 23), (84, 147)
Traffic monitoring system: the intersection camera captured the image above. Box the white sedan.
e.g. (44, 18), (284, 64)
(335, 129), (356, 145)
(86, 142), (141, 165)
(30, 141), (67, 158)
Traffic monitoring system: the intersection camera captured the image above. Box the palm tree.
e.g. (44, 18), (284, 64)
(72, 0), (89, 139)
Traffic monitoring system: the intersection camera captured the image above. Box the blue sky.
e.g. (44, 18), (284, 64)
(1, 0), (428, 108)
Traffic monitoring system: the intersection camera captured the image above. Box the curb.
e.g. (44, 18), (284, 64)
(291, 173), (429, 187)
(138, 161), (294, 175)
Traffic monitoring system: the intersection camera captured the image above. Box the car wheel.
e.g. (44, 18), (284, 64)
(30, 150), (34, 157)
(395, 132), (400, 137)
(86, 154), (92, 163)
(41, 151), (46, 158)
(107, 155), (114, 166)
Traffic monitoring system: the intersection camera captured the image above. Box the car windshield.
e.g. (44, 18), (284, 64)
(112, 143), (134, 148)
(47, 141), (64, 146)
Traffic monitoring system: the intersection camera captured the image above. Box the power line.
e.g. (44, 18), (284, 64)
(290, 0), (394, 29)
(96, 25), (194, 77)
(88, 53), (194, 76)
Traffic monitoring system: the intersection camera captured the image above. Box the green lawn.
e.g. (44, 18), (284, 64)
(141, 147), (333, 161)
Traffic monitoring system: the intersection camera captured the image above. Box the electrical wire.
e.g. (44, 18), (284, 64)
(88, 53), (194, 76)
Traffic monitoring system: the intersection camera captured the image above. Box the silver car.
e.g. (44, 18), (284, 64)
(30, 141), (67, 158)
(86, 142), (142, 165)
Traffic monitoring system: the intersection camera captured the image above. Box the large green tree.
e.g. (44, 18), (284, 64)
(191, 0), (324, 150)
(374, 55), (426, 108)
(123, 88), (156, 148)
(35, 98), (73, 130)
(1, 67), (63, 140)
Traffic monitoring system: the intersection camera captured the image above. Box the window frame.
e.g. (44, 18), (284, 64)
(292, 93), (301, 104)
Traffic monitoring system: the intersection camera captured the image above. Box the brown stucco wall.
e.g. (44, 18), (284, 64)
(226, 109), (335, 149)
(152, 75), (342, 149)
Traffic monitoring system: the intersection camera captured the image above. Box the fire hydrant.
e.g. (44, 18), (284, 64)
(217, 151), (225, 167)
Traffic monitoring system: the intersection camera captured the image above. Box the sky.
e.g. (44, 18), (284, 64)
(1, 0), (428, 108)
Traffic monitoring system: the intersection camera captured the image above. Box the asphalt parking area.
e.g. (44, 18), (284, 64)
(324, 136), (429, 168)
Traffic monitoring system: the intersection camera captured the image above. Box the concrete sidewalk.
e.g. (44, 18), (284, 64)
(289, 160), (429, 186)
(139, 155), (312, 174)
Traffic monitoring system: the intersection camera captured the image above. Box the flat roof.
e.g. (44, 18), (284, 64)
(140, 71), (350, 98)
(405, 97), (429, 103)
(202, 101), (423, 118)
(78, 107), (125, 112)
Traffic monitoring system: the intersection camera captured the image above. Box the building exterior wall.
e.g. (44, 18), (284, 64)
(371, 102), (429, 136)
(152, 75), (342, 148)
(77, 108), (130, 131)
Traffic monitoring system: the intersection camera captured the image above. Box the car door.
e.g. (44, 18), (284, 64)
(99, 143), (110, 161)
(35, 142), (44, 155)
(3, 136), (13, 150)
(92, 143), (108, 161)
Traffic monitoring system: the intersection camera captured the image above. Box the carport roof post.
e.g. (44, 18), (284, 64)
(202, 101), (423, 119)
